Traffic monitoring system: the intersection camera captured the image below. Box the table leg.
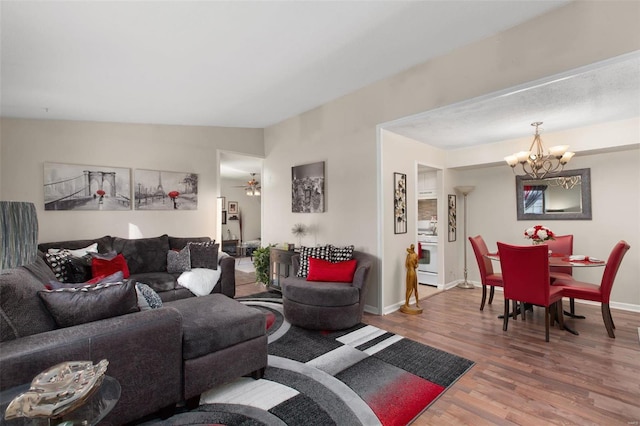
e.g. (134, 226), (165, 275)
(563, 310), (586, 319)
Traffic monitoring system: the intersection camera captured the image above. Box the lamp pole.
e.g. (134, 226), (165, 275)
(454, 186), (475, 289)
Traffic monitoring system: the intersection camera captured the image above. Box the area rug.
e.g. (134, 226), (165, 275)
(146, 295), (474, 426)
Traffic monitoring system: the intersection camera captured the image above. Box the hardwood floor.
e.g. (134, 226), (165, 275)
(364, 288), (640, 425)
(236, 281), (640, 425)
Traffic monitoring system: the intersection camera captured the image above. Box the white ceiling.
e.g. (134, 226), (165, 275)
(3, 1), (637, 178)
(1, 0), (569, 129)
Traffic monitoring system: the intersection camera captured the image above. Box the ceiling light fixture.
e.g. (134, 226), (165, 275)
(244, 173), (261, 197)
(504, 122), (575, 180)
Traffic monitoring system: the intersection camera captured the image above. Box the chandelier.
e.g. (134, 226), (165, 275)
(504, 122), (575, 179)
(244, 173), (261, 196)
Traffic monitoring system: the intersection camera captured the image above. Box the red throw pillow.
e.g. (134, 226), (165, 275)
(91, 254), (130, 279)
(306, 258), (357, 283)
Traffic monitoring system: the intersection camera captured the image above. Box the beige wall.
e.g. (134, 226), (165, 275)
(263, 1), (640, 312)
(0, 118), (264, 243)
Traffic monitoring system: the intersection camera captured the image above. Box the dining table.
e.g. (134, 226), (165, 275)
(485, 251), (606, 335)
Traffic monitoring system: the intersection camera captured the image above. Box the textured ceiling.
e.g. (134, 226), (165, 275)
(384, 53), (640, 148)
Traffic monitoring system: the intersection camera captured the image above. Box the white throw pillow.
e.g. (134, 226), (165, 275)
(177, 268), (222, 296)
(48, 243), (98, 258)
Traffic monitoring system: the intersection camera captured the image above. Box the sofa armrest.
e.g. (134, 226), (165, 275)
(217, 256), (236, 298)
(0, 308), (183, 425)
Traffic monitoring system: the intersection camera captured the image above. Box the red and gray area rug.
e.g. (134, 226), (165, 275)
(145, 293), (474, 426)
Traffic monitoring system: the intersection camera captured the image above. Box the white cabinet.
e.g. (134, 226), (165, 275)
(418, 171), (437, 198)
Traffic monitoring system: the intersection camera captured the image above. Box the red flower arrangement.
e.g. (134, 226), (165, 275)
(524, 225), (555, 243)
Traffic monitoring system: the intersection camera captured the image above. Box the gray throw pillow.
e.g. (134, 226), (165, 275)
(47, 270), (124, 290)
(167, 246), (191, 274)
(188, 241), (219, 270)
(38, 281), (139, 328)
(135, 282), (163, 310)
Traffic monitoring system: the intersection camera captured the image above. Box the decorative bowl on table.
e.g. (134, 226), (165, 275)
(4, 359), (108, 420)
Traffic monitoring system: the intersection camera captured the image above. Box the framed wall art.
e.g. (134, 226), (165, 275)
(292, 161), (325, 213)
(394, 172), (407, 234)
(43, 162), (131, 211)
(221, 211), (227, 225)
(448, 194), (457, 242)
(219, 196), (226, 211)
(134, 169), (198, 210)
(228, 201), (239, 214)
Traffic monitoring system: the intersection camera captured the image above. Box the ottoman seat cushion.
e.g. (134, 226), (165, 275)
(283, 280), (359, 307)
(166, 294), (265, 360)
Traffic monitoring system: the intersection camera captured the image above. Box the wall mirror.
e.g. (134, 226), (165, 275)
(516, 168), (592, 220)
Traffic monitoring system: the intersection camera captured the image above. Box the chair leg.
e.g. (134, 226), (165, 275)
(503, 299), (509, 331)
(521, 301), (526, 321)
(570, 298), (576, 315)
(512, 300), (518, 320)
(602, 303), (616, 338)
(489, 286), (495, 305)
(544, 306), (550, 342)
(557, 301), (564, 330)
(480, 285), (487, 310)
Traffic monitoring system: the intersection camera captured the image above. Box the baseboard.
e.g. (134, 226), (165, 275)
(371, 281), (640, 316)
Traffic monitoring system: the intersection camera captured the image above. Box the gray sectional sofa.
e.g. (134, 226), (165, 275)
(0, 234), (268, 425)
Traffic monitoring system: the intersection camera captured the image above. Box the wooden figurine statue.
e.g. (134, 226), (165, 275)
(400, 244), (423, 314)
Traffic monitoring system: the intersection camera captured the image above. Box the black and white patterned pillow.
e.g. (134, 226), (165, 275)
(135, 282), (163, 310)
(297, 245), (331, 277)
(44, 250), (74, 282)
(330, 245), (355, 263)
(167, 246), (191, 274)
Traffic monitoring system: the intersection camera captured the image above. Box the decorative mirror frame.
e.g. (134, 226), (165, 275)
(516, 168), (592, 221)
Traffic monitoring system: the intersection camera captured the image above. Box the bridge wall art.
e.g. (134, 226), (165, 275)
(44, 162), (131, 211)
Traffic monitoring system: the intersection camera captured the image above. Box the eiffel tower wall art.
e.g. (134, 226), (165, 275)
(134, 169), (198, 210)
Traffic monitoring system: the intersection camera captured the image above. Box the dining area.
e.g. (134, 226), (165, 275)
(468, 227), (630, 342)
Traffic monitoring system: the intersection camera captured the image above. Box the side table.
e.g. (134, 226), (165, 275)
(268, 248), (298, 292)
(0, 375), (121, 426)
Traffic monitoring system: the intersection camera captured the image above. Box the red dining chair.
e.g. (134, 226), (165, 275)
(553, 240), (630, 338)
(545, 235), (578, 315)
(469, 235), (503, 311)
(497, 242), (564, 342)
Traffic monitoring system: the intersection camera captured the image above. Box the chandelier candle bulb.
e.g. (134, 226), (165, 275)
(549, 145), (569, 157)
(560, 151), (575, 164)
(504, 155), (518, 166)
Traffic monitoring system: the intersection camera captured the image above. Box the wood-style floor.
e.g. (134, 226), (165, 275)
(236, 278), (640, 425)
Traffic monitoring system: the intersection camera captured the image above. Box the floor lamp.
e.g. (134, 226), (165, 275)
(454, 186), (475, 289)
(0, 201), (39, 270)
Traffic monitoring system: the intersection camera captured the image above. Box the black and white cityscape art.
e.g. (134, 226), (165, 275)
(292, 161), (325, 213)
(134, 169), (198, 210)
(44, 162), (131, 211)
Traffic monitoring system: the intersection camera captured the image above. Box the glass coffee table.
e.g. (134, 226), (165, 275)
(0, 375), (120, 426)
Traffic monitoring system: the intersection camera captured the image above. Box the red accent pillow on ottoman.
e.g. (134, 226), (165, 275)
(91, 254), (130, 279)
(306, 257), (357, 283)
